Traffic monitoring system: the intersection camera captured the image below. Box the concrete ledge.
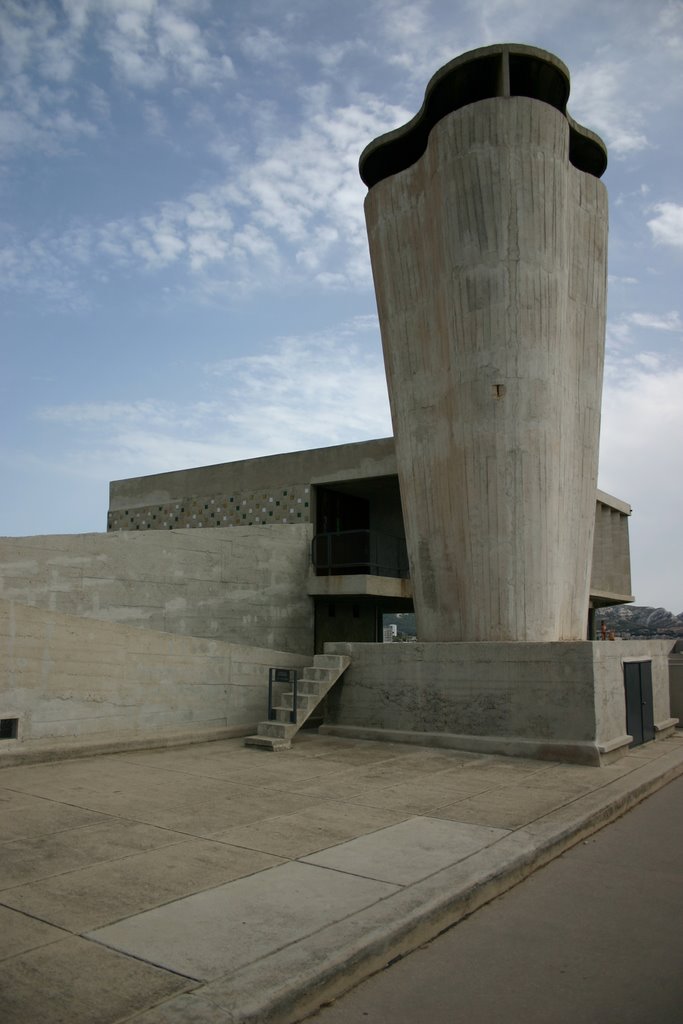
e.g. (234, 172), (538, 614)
(655, 717), (679, 736)
(318, 724), (604, 765)
(597, 733), (632, 754)
(0, 723), (255, 768)
(307, 574), (412, 599)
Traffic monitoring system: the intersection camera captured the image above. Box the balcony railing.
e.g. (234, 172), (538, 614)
(312, 529), (409, 578)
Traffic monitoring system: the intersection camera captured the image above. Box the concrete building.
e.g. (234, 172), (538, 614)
(0, 44), (677, 765)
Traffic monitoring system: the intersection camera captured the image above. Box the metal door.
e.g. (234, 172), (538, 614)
(624, 661), (655, 747)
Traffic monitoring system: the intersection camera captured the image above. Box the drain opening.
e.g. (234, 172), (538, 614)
(0, 718), (18, 740)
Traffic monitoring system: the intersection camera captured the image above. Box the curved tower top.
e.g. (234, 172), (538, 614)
(359, 43), (607, 188)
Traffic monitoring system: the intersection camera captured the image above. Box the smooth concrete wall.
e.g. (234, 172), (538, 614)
(321, 641), (676, 764)
(0, 527), (314, 655)
(366, 98), (607, 642)
(0, 599), (310, 763)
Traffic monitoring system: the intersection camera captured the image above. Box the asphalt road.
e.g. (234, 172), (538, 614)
(306, 771), (683, 1024)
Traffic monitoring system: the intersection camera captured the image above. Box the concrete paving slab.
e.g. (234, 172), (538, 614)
(88, 861), (400, 981)
(350, 773), (500, 814)
(0, 820), (184, 889)
(2, 766), (313, 834)
(209, 801), (409, 858)
(287, 738), (415, 766)
(0, 905), (65, 960)
(113, 744), (319, 776)
(0, 934), (192, 1024)
(432, 784), (583, 829)
(301, 816), (510, 884)
(0, 758), (166, 803)
(212, 758), (345, 789)
(289, 762), (456, 802)
(129, 787), (313, 835)
(1, 838), (283, 931)
(0, 798), (111, 841)
(446, 763), (554, 784)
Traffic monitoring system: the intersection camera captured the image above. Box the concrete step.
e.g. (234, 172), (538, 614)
(272, 709), (297, 723)
(280, 692), (318, 710)
(244, 734), (291, 751)
(297, 680), (325, 696)
(255, 721), (296, 739)
(314, 654), (352, 670)
(304, 667), (339, 682)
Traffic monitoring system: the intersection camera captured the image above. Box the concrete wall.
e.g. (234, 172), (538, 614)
(0, 599), (310, 764)
(365, 96), (607, 642)
(0, 527), (314, 655)
(592, 641), (674, 750)
(108, 438), (397, 532)
(321, 640), (676, 764)
(590, 492), (633, 602)
(670, 647), (683, 726)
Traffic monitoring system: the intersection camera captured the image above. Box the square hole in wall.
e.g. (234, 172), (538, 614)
(0, 718), (18, 740)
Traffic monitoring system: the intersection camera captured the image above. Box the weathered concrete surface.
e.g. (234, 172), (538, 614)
(321, 640), (676, 764)
(366, 92), (607, 641)
(109, 437), (397, 514)
(0, 526), (313, 653)
(1, 732), (681, 1024)
(0, 598), (310, 762)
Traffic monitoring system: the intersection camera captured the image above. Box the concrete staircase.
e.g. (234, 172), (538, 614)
(244, 654), (351, 751)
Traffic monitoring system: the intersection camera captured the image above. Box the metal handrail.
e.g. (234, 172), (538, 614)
(311, 528), (409, 578)
(268, 667), (298, 724)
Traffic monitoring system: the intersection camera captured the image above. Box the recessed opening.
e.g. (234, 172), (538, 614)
(0, 718), (18, 740)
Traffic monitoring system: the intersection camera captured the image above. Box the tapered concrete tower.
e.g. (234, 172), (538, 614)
(361, 44), (608, 642)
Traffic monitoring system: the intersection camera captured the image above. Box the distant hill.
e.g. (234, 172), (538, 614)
(595, 605), (683, 640)
(385, 607), (683, 641)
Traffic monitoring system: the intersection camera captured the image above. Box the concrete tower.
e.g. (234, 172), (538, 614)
(361, 44), (609, 643)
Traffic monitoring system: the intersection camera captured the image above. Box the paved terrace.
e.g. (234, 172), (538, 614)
(2, 731), (682, 1024)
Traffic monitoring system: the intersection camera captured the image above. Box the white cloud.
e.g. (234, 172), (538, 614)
(0, 0), (236, 159)
(599, 357), (683, 610)
(648, 203), (683, 249)
(606, 309), (683, 353)
(239, 28), (290, 63)
(570, 62), (648, 155)
(627, 311), (682, 332)
(608, 275), (639, 286)
(4, 85), (407, 298)
(33, 316), (391, 479)
(99, 0), (235, 88)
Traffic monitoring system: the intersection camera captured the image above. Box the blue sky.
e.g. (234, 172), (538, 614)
(1, 0), (682, 612)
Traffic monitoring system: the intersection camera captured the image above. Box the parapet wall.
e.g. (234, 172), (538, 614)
(0, 526), (314, 655)
(0, 599), (309, 765)
(321, 640), (675, 764)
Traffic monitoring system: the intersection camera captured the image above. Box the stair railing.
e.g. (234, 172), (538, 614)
(268, 667), (298, 724)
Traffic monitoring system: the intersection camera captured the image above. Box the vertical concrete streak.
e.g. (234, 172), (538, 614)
(366, 97), (607, 641)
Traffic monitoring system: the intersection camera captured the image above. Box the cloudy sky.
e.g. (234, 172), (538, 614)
(1, 0), (682, 612)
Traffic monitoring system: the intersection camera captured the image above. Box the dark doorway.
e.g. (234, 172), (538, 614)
(624, 661), (655, 747)
(316, 487), (369, 534)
